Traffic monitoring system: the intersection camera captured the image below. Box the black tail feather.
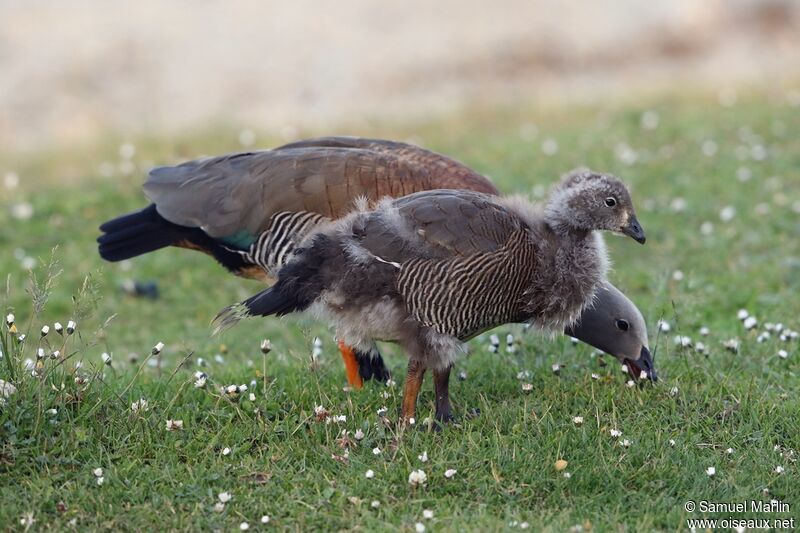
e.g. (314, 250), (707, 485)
(98, 204), (186, 261)
(212, 284), (304, 334)
(98, 205), (251, 275)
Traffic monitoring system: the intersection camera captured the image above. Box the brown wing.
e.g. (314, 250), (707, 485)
(143, 137), (498, 240)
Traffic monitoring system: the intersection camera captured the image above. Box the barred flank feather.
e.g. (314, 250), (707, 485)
(230, 211), (329, 276)
(397, 229), (536, 340)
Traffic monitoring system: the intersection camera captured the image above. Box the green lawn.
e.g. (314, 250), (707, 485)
(1, 92), (799, 531)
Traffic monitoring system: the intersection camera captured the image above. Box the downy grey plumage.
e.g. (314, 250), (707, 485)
(216, 170), (646, 421)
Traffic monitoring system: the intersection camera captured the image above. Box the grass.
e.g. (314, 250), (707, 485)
(1, 90), (799, 531)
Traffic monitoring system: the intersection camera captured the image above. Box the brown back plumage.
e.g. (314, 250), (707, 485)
(144, 136), (499, 239)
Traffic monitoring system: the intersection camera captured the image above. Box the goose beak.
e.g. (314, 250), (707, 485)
(621, 215), (646, 244)
(624, 346), (657, 382)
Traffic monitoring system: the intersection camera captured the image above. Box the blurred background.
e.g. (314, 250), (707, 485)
(2, 0), (798, 152)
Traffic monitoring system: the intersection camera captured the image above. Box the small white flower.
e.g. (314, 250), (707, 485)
(260, 515), (270, 524)
(609, 429), (623, 438)
(639, 371), (648, 380)
(239, 522), (249, 531)
(54, 322), (63, 335)
(658, 320), (671, 333)
(377, 407), (388, 417)
(5, 313), (14, 326)
(775, 465), (785, 474)
(166, 419), (183, 431)
(563, 472), (572, 479)
(516, 370), (532, 380)
(621, 364), (629, 374)
(521, 383), (533, 393)
(46, 408), (58, 416)
(619, 439), (631, 448)
(152, 342), (165, 355)
(695, 342), (707, 354)
(370, 500), (380, 509)
(218, 492), (232, 503)
(408, 469), (427, 487)
(670, 386), (679, 397)
(743, 316), (758, 330)
(444, 468), (457, 479)
(194, 372), (207, 388)
(778, 350), (788, 359)
(422, 509), (434, 519)
(40, 325), (50, 337)
(626, 380), (635, 388)
(93, 468), (104, 477)
(572, 416), (584, 426)
(706, 466), (716, 477)
(415, 522), (426, 533)
(418, 451), (428, 462)
(372, 447), (381, 455)
(222, 447), (231, 456)
(101, 352), (112, 365)
(50, 350), (60, 360)
(385, 379), (396, 387)
(719, 206), (736, 222)
(699, 327), (710, 336)
(213, 502), (225, 513)
(0, 379), (17, 399)
(520, 522), (530, 530)
(260, 339), (272, 354)
(737, 309), (750, 320)
(226, 385), (239, 395)
(66, 320), (76, 335)
(354, 429), (365, 440)
(365, 469), (375, 479)
(37, 348), (46, 360)
(669, 439), (676, 447)
(723, 338), (740, 353)
(96, 476), (105, 486)
(131, 399), (149, 412)
(591, 373), (600, 380)
(551, 363), (561, 374)
(672, 270), (684, 281)
(726, 448), (734, 455)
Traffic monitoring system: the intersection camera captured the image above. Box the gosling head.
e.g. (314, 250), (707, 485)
(564, 283), (656, 382)
(546, 169), (646, 244)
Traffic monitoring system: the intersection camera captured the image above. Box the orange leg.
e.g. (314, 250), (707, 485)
(338, 341), (364, 389)
(401, 359), (427, 422)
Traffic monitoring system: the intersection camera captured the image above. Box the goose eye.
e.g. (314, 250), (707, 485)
(615, 319), (629, 331)
(605, 197), (617, 208)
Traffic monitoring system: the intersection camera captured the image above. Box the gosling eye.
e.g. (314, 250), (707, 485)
(615, 319), (629, 331)
(605, 197), (617, 208)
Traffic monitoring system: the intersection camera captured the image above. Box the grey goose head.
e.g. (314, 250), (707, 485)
(565, 283), (656, 382)
(545, 169), (646, 244)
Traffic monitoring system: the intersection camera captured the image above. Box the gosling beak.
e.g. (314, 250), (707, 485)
(621, 215), (646, 244)
(624, 346), (657, 382)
